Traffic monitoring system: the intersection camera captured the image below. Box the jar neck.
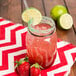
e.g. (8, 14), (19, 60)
(28, 28), (56, 37)
(28, 16), (56, 37)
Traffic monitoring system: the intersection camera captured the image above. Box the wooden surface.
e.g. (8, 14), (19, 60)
(0, 0), (76, 76)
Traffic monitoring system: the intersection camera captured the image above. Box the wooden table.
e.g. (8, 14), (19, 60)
(0, 0), (76, 76)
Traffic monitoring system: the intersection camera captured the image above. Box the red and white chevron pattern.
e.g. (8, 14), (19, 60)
(0, 17), (76, 76)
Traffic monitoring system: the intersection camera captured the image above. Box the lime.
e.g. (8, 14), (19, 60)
(57, 13), (73, 30)
(22, 7), (42, 25)
(50, 5), (68, 20)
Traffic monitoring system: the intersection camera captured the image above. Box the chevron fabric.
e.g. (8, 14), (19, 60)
(0, 17), (76, 76)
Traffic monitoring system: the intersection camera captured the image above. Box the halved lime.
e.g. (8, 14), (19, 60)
(22, 7), (42, 25)
(57, 13), (73, 30)
(50, 5), (68, 20)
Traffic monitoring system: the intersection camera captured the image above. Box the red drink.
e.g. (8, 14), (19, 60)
(26, 17), (57, 68)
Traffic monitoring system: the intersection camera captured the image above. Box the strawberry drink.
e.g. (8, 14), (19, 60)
(26, 16), (57, 68)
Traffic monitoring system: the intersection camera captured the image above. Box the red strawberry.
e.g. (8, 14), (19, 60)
(30, 63), (42, 76)
(15, 57), (30, 76)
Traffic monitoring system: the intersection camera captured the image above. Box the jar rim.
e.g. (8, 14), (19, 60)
(28, 16), (56, 37)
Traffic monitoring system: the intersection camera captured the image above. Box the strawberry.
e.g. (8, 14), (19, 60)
(30, 63), (42, 76)
(15, 57), (30, 76)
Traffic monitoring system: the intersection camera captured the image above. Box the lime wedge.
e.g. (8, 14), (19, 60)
(22, 7), (42, 25)
(57, 13), (73, 30)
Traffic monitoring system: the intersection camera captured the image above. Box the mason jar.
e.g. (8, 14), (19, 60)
(26, 16), (57, 68)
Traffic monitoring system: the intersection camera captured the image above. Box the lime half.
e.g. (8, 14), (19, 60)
(22, 7), (42, 25)
(57, 13), (73, 30)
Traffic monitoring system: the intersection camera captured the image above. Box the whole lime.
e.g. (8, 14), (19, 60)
(50, 5), (68, 20)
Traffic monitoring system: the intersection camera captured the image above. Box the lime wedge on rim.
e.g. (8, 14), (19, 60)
(22, 7), (42, 25)
(57, 13), (73, 30)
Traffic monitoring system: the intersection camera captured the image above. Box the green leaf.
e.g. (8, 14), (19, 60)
(19, 58), (25, 65)
(24, 57), (29, 62)
(14, 60), (19, 64)
(14, 64), (18, 69)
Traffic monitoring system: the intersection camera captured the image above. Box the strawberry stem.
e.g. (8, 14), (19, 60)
(24, 57), (29, 62)
(31, 63), (40, 69)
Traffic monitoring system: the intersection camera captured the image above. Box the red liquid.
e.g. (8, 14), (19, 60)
(26, 23), (57, 68)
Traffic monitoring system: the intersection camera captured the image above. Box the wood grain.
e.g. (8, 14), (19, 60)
(0, 0), (22, 23)
(72, 61), (76, 76)
(64, 0), (76, 32)
(43, 0), (76, 45)
(0, 0), (9, 19)
(69, 61), (76, 76)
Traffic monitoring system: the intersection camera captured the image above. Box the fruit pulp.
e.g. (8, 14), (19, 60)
(26, 23), (57, 68)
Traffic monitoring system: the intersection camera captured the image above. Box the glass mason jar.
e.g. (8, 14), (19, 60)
(26, 16), (57, 69)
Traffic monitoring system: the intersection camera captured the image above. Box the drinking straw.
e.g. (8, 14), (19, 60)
(23, 0), (29, 9)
